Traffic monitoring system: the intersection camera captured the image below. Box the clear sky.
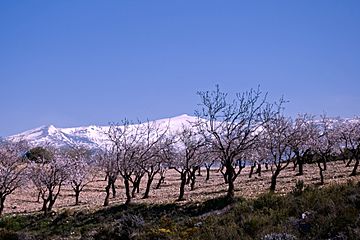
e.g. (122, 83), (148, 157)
(1, 1), (360, 136)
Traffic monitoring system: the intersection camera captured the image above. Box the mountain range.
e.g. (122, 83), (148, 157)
(6, 114), (198, 150)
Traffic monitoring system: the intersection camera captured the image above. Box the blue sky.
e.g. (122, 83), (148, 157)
(1, 1), (360, 136)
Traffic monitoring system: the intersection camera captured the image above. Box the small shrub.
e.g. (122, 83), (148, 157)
(292, 180), (304, 196)
(261, 232), (297, 240)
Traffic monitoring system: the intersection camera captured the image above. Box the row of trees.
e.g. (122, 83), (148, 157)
(0, 86), (359, 215)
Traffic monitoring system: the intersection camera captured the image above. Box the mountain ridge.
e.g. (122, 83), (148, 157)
(6, 114), (198, 149)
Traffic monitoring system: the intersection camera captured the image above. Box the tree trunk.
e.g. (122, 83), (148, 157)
(143, 175), (154, 199)
(350, 159), (359, 176)
(124, 178), (131, 205)
(319, 168), (324, 185)
(270, 169), (281, 192)
(346, 158), (353, 167)
(131, 178), (141, 198)
(226, 162), (235, 200)
(190, 171), (196, 191)
(317, 162), (325, 185)
(104, 183), (111, 206)
(48, 198), (56, 212)
(111, 181), (116, 198)
(74, 185), (80, 205)
(206, 167), (211, 181)
(37, 191), (41, 203)
(197, 167), (202, 176)
(156, 176), (165, 189)
(249, 163), (256, 178)
(297, 160), (304, 176)
(42, 198), (48, 215)
(0, 196), (5, 216)
(186, 171), (191, 185)
(178, 172), (187, 201)
(255, 164), (261, 176)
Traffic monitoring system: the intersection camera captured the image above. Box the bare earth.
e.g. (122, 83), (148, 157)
(5, 161), (360, 215)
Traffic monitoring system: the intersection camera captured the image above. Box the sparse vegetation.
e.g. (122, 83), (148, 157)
(0, 181), (359, 239)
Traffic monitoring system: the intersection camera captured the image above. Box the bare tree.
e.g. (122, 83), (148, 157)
(166, 127), (204, 201)
(65, 146), (95, 205)
(155, 165), (167, 189)
(311, 116), (340, 185)
(290, 114), (317, 176)
(98, 148), (118, 206)
(0, 140), (28, 215)
(140, 136), (172, 199)
(336, 118), (360, 176)
(29, 147), (69, 214)
(196, 85), (279, 199)
(107, 119), (168, 204)
(262, 115), (296, 192)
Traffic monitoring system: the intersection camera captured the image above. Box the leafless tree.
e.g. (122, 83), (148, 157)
(0, 140), (28, 215)
(29, 147), (69, 214)
(166, 127), (205, 201)
(310, 115), (340, 185)
(139, 136), (172, 199)
(201, 145), (219, 181)
(196, 85), (279, 199)
(155, 165), (167, 189)
(107, 119), (168, 204)
(65, 145), (95, 205)
(98, 147), (118, 207)
(290, 114), (317, 176)
(262, 115), (297, 192)
(335, 118), (360, 176)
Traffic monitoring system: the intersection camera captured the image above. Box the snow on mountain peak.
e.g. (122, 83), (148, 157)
(6, 114), (200, 149)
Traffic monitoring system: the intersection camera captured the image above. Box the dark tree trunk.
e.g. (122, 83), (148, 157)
(156, 176), (165, 189)
(124, 178), (131, 205)
(111, 181), (116, 198)
(186, 171), (191, 185)
(190, 168), (197, 191)
(0, 196), (5, 216)
(225, 162), (235, 200)
(265, 163), (269, 170)
(104, 176), (115, 206)
(143, 175), (154, 199)
(317, 161), (325, 185)
(197, 167), (202, 176)
(249, 163), (256, 178)
(297, 160), (304, 176)
(74, 185), (80, 205)
(220, 165), (228, 184)
(346, 158), (353, 167)
(255, 164), (261, 176)
(350, 159), (359, 176)
(270, 168), (281, 192)
(48, 198), (56, 212)
(42, 198), (48, 215)
(292, 160), (297, 171)
(104, 184), (111, 206)
(37, 191), (41, 203)
(178, 172), (187, 201)
(206, 167), (211, 181)
(319, 167), (324, 185)
(131, 176), (142, 198)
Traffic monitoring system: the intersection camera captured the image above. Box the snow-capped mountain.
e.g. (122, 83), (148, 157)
(6, 114), (199, 149)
